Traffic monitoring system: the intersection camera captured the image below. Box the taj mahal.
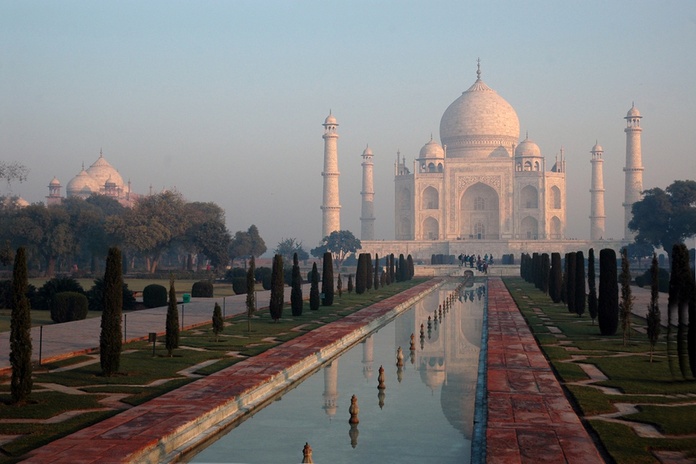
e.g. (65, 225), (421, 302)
(321, 62), (643, 260)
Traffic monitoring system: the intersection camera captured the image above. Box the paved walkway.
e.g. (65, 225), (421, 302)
(485, 277), (604, 463)
(0, 285), (311, 373)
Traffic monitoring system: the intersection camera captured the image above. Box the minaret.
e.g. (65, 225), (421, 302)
(322, 360), (339, 419)
(590, 142), (606, 240)
(321, 111), (340, 238)
(360, 145), (375, 240)
(623, 104), (644, 240)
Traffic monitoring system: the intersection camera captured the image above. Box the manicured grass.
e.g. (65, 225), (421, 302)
(0, 278), (425, 460)
(504, 277), (696, 464)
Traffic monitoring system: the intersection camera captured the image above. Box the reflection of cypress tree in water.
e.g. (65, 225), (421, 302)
(362, 335), (374, 380)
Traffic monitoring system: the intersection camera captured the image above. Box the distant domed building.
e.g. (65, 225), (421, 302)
(47, 150), (139, 207)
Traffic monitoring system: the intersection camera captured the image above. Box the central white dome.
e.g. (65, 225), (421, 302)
(439, 76), (520, 159)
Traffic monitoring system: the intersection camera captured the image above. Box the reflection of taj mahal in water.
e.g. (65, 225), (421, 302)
(321, 281), (483, 438)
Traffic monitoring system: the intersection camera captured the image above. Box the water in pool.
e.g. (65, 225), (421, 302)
(188, 280), (484, 463)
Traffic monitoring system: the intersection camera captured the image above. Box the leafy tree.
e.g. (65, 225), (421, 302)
(212, 302), (224, 342)
(574, 251), (585, 317)
(275, 238), (309, 266)
(181, 201), (230, 270)
(598, 248), (619, 336)
(626, 240), (654, 268)
(311, 230), (361, 270)
(587, 249), (598, 324)
(246, 256), (256, 331)
(629, 180), (696, 260)
(0, 161), (29, 189)
(646, 253), (661, 362)
(166, 275), (179, 356)
(321, 252), (334, 306)
(229, 225), (267, 268)
(291, 253), (303, 316)
(309, 262), (320, 311)
(35, 276), (85, 312)
(10, 247), (32, 403)
(100, 247), (123, 376)
(269, 254), (284, 321)
(550, 252), (562, 303)
(619, 248), (633, 345)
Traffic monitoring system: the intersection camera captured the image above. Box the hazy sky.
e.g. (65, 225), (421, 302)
(2, 0), (695, 253)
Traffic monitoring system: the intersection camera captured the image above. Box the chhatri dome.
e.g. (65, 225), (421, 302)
(419, 136), (445, 159)
(439, 61), (520, 159)
(66, 167), (102, 197)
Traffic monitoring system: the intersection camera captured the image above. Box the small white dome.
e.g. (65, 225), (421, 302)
(515, 136), (542, 158)
(626, 104), (641, 118)
(49, 176), (61, 187)
(591, 142), (604, 153)
(324, 112), (337, 125)
(362, 145), (373, 156)
(419, 137), (445, 159)
(66, 169), (101, 197)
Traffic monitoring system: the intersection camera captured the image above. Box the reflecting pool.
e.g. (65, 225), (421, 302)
(187, 280), (484, 464)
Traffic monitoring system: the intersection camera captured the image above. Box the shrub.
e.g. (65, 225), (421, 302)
(232, 277), (247, 295)
(255, 267), (272, 290)
(52, 292), (89, 323)
(143, 284), (168, 308)
(86, 278), (136, 312)
(191, 280), (214, 298)
(635, 267), (670, 292)
(35, 276), (85, 311)
(224, 267), (246, 282)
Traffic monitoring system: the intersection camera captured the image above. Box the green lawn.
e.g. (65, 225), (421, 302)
(504, 277), (696, 464)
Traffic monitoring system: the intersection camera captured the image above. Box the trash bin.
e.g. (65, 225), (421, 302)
(183, 293), (191, 303)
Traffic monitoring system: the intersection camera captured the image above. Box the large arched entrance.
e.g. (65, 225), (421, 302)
(422, 217), (439, 240)
(460, 183), (499, 239)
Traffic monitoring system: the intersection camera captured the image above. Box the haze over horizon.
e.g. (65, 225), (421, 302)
(2, 1), (695, 254)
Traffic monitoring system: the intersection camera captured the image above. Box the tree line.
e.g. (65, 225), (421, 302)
(521, 242), (696, 379)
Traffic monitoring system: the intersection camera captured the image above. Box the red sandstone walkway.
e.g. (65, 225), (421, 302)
(486, 277), (604, 463)
(22, 279), (443, 463)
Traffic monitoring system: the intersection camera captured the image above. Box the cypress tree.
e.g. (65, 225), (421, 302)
(532, 253), (541, 289)
(246, 256), (256, 332)
(100, 247), (122, 377)
(688, 265), (696, 377)
(619, 248), (633, 345)
(588, 248), (598, 324)
(598, 248), (619, 336)
(10, 247), (32, 402)
(373, 254), (380, 290)
(575, 251), (586, 317)
(365, 253), (373, 291)
(310, 262), (320, 310)
(321, 252), (334, 305)
(566, 252), (577, 314)
(269, 254), (284, 321)
(646, 253), (661, 363)
(347, 274), (354, 293)
(212, 302), (224, 341)
(550, 252), (562, 303)
(389, 254), (395, 283)
(560, 253), (568, 304)
(166, 275), (179, 356)
(407, 255), (414, 280)
(541, 253), (550, 295)
(291, 253), (303, 316)
(355, 254), (366, 294)
(668, 244), (691, 379)
(398, 254), (407, 282)
(337, 273), (343, 297)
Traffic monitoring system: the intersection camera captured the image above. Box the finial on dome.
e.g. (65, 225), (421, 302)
(99, 147), (103, 157)
(525, 131), (529, 140)
(476, 58), (481, 80)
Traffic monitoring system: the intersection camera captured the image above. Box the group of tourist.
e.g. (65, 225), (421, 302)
(457, 253), (494, 273)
